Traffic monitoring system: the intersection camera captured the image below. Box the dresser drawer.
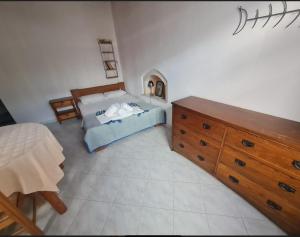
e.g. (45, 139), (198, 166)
(173, 123), (221, 159)
(173, 105), (225, 141)
(173, 135), (217, 174)
(225, 127), (300, 179)
(52, 99), (73, 108)
(220, 146), (300, 208)
(216, 163), (300, 233)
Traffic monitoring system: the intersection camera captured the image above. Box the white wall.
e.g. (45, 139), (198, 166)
(0, 1), (123, 123)
(112, 1), (300, 124)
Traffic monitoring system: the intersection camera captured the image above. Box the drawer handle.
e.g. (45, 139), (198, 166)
(199, 140), (207, 146)
(202, 123), (211, 129)
(278, 182), (296, 193)
(266, 200), (282, 211)
(292, 160), (300, 170)
(179, 143), (184, 148)
(241, 139), (255, 148)
(181, 114), (187, 119)
(197, 155), (205, 161)
(234, 159), (246, 167)
(229, 175), (239, 184)
(180, 129), (186, 135)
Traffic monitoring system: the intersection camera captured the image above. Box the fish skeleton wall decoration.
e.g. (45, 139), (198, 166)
(233, 1), (300, 35)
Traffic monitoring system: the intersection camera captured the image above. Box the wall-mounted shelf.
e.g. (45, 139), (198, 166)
(98, 39), (119, 79)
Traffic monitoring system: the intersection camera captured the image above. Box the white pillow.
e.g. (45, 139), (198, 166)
(80, 93), (105, 105)
(104, 89), (127, 98)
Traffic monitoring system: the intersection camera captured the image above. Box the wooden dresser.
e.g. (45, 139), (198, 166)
(172, 96), (300, 235)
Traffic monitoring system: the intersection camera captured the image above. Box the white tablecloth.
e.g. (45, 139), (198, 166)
(0, 123), (65, 196)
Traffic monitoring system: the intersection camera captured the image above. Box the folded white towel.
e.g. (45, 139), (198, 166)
(105, 103), (120, 117)
(96, 103), (144, 124)
(121, 103), (133, 112)
(131, 106), (144, 115)
(118, 108), (128, 117)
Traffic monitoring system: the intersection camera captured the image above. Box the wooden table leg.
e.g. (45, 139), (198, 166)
(39, 191), (67, 214)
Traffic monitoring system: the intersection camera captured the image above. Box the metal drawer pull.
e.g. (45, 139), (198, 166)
(197, 155), (205, 161)
(229, 175), (239, 184)
(181, 114), (187, 119)
(202, 123), (211, 129)
(199, 140), (207, 146)
(278, 182), (296, 193)
(234, 159), (246, 167)
(292, 160), (300, 170)
(179, 143), (184, 148)
(266, 200), (282, 211)
(241, 139), (255, 148)
(180, 129), (186, 135)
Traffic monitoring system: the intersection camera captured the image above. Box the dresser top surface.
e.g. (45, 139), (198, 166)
(172, 96), (300, 150)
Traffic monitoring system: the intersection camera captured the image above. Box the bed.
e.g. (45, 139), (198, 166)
(71, 82), (166, 152)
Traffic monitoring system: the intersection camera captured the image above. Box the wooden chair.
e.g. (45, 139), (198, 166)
(0, 192), (43, 235)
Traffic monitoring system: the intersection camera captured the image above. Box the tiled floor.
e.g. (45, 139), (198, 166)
(37, 119), (286, 235)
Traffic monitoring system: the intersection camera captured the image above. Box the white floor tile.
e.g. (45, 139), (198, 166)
(137, 207), (173, 235)
(46, 197), (84, 235)
(173, 181), (204, 212)
(243, 217), (286, 235)
(172, 162), (203, 183)
(114, 178), (147, 206)
(143, 180), (173, 209)
(125, 158), (150, 179)
(202, 186), (240, 217)
(148, 160), (173, 181)
(101, 157), (131, 177)
(44, 121), (286, 235)
(101, 204), (141, 235)
(173, 211), (211, 235)
(60, 171), (97, 199)
(67, 200), (111, 235)
(207, 214), (247, 235)
(235, 196), (269, 221)
(88, 175), (124, 203)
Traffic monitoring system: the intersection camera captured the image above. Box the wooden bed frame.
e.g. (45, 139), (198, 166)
(70, 81), (164, 152)
(70, 82), (125, 118)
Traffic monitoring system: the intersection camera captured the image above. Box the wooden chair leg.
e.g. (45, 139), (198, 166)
(0, 192), (43, 235)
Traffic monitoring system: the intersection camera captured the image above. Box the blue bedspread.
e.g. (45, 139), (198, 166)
(83, 101), (166, 152)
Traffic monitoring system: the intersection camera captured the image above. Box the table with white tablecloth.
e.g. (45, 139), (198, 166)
(0, 123), (67, 214)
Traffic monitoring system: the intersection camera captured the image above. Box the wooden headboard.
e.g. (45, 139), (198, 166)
(70, 82), (125, 118)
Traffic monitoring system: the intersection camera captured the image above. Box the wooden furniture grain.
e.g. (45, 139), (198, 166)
(71, 82), (125, 119)
(49, 96), (79, 124)
(172, 96), (300, 235)
(39, 191), (67, 215)
(0, 192), (43, 235)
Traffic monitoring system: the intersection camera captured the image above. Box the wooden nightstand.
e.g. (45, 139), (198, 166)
(49, 96), (79, 124)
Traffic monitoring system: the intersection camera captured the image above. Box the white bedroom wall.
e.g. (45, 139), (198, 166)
(111, 1), (300, 124)
(0, 1), (123, 123)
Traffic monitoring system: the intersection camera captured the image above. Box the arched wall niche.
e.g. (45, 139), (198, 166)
(141, 69), (168, 102)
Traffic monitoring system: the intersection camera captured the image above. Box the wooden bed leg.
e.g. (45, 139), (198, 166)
(94, 145), (107, 152)
(154, 123), (164, 127)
